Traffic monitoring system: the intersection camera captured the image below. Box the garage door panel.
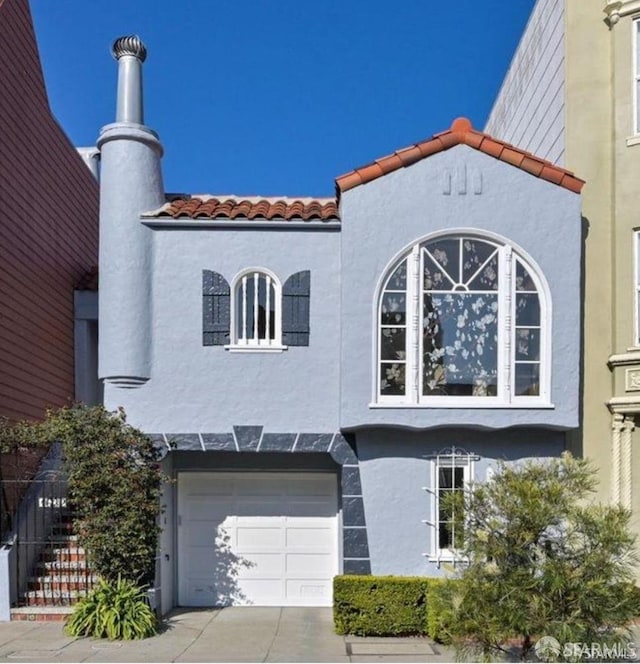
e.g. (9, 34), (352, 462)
(178, 472), (337, 607)
(285, 525), (334, 549)
(234, 500), (285, 517)
(285, 579), (332, 602)
(235, 552), (283, 577)
(286, 552), (334, 575)
(286, 500), (337, 517)
(236, 525), (282, 549)
(239, 579), (283, 601)
(183, 522), (225, 546)
(286, 479), (332, 492)
(185, 498), (235, 521)
(186, 477), (235, 494)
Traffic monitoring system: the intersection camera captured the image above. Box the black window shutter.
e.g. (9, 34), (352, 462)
(282, 270), (310, 346)
(202, 270), (230, 346)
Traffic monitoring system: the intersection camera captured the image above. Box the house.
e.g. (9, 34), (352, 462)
(485, 0), (640, 531)
(92, 36), (584, 614)
(0, 0), (99, 423)
(0, 0), (100, 622)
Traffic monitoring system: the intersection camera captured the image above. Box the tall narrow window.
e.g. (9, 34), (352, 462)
(379, 260), (407, 397)
(427, 448), (475, 562)
(377, 233), (549, 405)
(231, 270), (282, 348)
(514, 259), (541, 395)
(423, 238), (499, 397)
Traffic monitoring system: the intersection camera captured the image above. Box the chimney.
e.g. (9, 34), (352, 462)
(97, 36), (164, 387)
(113, 35), (147, 123)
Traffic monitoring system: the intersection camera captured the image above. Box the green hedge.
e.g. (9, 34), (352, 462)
(425, 579), (458, 645)
(333, 575), (460, 639)
(334, 576), (430, 636)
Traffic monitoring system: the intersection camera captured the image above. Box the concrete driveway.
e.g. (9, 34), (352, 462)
(0, 607), (455, 663)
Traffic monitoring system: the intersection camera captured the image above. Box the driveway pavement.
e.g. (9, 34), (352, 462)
(0, 607), (456, 663)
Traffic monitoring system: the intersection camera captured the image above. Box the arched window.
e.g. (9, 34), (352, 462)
(377, 233), (549, 405)
(231, 269), (282, 347)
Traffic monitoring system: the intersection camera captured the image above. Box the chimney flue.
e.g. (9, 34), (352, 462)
(112, 35), (147, 124)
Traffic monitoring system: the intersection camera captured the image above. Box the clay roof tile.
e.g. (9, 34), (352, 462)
(335, 117), (584, 195)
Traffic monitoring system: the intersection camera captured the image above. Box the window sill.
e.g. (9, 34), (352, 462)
(424, 552), (468, 563)
(627, 135), (640, 147)
(369, 401), (555, 410)
(224, 344), (288, 353)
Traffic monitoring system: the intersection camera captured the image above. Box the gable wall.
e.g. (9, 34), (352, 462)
(0, 0), (99, 420)
(339, 145), (582, 430)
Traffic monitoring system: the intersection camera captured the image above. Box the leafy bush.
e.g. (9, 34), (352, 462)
(334, 575), (431, 636)
(448, 453), (639, 662)
(42, 405), (164, 585)
(65, 576), (157, 640)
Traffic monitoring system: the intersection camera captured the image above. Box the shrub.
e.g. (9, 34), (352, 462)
(42, 405), (164, 585)
(449, 453), (639, 662)
(65, 576), (157, 640)
(425, 578), (458, 644)
(333, 575), (430, 636)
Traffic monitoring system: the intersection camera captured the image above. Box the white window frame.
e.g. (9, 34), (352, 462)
(424, 447), (476, 564)
(373, 230), (552, 408)
(226, 267), (287, 353)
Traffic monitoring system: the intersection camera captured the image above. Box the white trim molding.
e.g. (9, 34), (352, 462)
(608, 350), (640, 367)
(605, 0), (640, 25)
(608, 395), (640, 413)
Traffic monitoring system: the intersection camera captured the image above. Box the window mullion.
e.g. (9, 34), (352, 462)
(503, 245), (513, 400)
(241, 275), (248, 343)
(408, 245), (421, 403)
(266, 275), (272, 343)
(253, 272), (259, 342)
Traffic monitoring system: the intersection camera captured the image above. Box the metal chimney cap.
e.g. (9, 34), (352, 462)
(112, 35), (147, 62)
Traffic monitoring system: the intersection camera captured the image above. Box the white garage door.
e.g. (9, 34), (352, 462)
(177, 472), (338, 607)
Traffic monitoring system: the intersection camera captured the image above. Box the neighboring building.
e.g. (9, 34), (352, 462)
(0, 0), (99, 422)
(94, 37), (584, 613)
(485, 0), (640, 528)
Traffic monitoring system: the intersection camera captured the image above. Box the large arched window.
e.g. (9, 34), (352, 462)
(377, 233), (549, 405)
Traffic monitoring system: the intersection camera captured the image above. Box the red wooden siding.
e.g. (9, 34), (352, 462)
(0, 0), (99, 421)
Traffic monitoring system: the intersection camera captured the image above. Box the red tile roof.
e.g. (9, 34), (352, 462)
(335, 117), (585, 195)
(147, 195), (339, 221)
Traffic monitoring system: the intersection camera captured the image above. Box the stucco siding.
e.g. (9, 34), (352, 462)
(0, 0), (99, 421)
(103, 227), (341, 434)
(485, 0), (565, 166)
(339, 146), (582, 430)
(356, 428), (565, 576)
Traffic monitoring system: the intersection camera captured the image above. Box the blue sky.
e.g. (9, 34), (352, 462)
(31, 1), (535, 197)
